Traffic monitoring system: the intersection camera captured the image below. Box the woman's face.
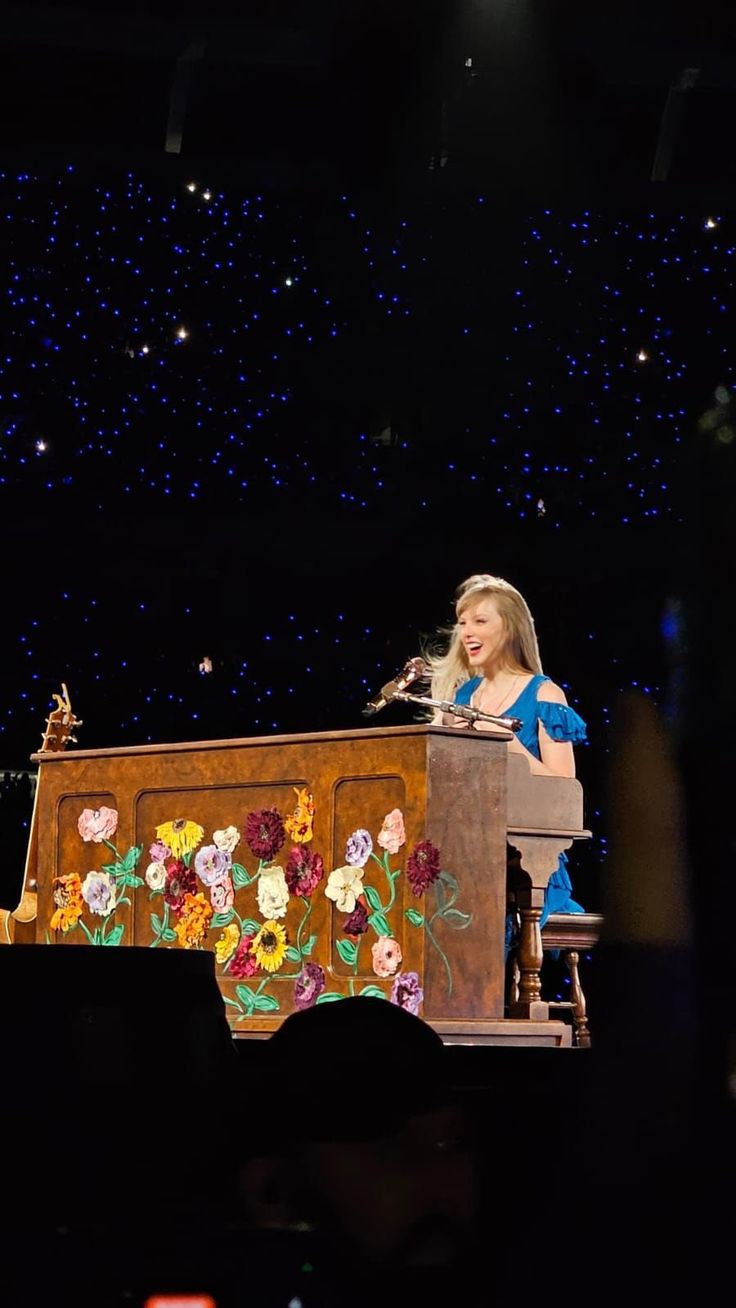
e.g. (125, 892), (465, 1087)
(457, 595), (507, 672)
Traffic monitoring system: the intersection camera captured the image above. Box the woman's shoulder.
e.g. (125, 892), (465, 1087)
(534, 678), (568, 705)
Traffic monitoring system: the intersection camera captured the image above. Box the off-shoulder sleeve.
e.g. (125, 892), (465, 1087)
(537, 701), (587, 743)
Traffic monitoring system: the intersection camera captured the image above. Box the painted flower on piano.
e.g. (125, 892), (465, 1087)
(145, 861), (167, 891)
(229, 931), (259, 977)
(390, 972), (424, 1016)
(377, 808), (406, 856)
(194, 843), (232, 887)
(406, 840), (442, 896)
(213, 825), (241, 855)
(343, 900), (369, 936)
(155, 818), (205, 860)
(294, 963), (326, 1009)
(257, 866), (290, 919)
(251, 919), (288, 973)
(244, 807), (286, 862)
(284, 787), (315, 844)
(215, 922), (241, 965)
(345, 828), (373, 867)
(210, 877), (235, 913)
(163, 859), (197, 912)
(174, 891), (214, 949)
(50, 872), (84, 932)
(372, 935), (403, 978)
(81, 870), (117, 918)
(77, 806), (118, 844)
(285, 845), (324, 897)
(325, 864), (365, 914)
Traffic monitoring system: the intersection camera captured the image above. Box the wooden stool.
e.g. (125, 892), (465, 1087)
(509, 912), (603, 1046)
(543, 913), (603, 1046)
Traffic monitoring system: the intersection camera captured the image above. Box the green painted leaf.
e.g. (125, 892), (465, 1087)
(438, 870), (458, 908)
(336, 937), (358, 966)
(359, 985), (386, 999)
(285, 946), (301, 963)
(405, 908), (425, 927)
(44, 929), (51, 945)
(443, 907), (472, 929)
(241, 918), (261, 935)
(235, 984), (256, 1010)
(101, 860), (122, 876)
(253, 993), (280, 1013)
(222, 997), (242, 1010)
(182, 851), (192, 868)
(123, 873), (145, 889)
(232, 862), (251, 889)
(434, 876), (449, 911)
(211, 910), (235, 929)
(151, 913), (163, 936)
(316, 992), (345, 1004)
(103, 923), (125, 947)
(301, 933), (317, 957)
(162, 928), (178, 943)
(368, 911), (392, 938)
(363, 884), (383, 913)
(122, 845), (143, 873)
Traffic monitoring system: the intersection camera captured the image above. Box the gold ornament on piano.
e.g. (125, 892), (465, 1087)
(0, 686), (81, 944)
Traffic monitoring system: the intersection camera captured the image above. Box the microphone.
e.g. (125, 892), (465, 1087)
(362, 657), (429, 717)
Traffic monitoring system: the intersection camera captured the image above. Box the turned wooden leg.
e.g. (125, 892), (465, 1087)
(509, 901), (548, 1021)
(565, 949), (591, 1047)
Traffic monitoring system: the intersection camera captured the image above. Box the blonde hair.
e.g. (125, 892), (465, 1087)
(427, 574), (543, 704)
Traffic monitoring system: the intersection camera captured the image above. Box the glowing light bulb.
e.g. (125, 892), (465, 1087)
(636, 349), (649, 363)
(186, 182), (197, 193)
(176, 327), (188, 340)
(704, 217), (718, 230)
(141, 345), (149, 355)
(284, 277), (293, 287)
(202, 190), (212, 202)
(35, 439), (47, 453)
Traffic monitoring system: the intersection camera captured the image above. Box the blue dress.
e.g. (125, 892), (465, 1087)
(454, 673), (587, 926)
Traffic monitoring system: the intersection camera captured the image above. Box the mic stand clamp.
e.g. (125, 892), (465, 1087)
(391, 691), (522, 734)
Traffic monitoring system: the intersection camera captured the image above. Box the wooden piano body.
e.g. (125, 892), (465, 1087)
(1, 724), (590, 1046)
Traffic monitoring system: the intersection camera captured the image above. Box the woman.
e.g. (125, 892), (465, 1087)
(428, 572), (587, 924)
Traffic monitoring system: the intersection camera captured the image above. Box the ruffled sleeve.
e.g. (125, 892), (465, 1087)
(537, 700), (587, 744)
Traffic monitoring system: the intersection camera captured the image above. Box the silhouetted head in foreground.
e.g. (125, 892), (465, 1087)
(238, 997), (478, 1269)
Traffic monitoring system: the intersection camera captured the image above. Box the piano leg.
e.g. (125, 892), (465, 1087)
(509, 891), (549, 1022)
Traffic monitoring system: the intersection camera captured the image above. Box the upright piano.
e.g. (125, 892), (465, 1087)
(1, 724), (590, 1046)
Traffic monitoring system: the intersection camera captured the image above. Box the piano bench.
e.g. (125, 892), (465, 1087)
(542, 912), (604, 1048)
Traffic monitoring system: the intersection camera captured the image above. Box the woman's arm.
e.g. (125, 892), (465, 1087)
(523, 680), (575, 777)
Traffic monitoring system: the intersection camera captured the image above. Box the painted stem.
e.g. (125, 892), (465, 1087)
(296, 896), (312, 955)
(425, 912), (453, 997)
(149, 900), (170, 948)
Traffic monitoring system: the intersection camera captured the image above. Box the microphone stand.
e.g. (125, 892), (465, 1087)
(390, 690), (522, 734)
